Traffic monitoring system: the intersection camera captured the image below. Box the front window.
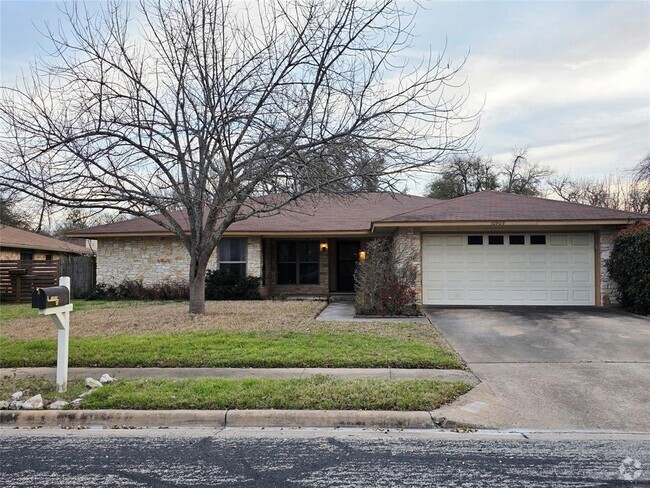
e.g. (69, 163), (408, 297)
(20, 252), (33, 260)
(277, 240), (319, 285)
(219, 238), (247, 278)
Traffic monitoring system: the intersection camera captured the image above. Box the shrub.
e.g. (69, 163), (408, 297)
(354, 238), (419, 316)
(205, 269), (262, 300)
(88, 279), (189, 301)
(606, 223), (650, 315)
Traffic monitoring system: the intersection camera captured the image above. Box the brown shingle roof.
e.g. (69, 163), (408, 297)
(378, 191), (649, 224)
(0, 225), (92, 254)
(68, 191), (648, 238)
(68, 193), (440, 236)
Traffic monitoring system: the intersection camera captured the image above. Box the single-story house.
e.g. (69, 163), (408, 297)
(0, 225), (92, 260)
(68, 191), (649, 306)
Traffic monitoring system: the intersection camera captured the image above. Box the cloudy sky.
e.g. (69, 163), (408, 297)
(1, 0), (649, 194)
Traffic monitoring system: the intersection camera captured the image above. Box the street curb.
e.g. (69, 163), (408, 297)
(0, 410), (227, 428)
(226, 410), (436, 429)
(1, 409), (435, 430)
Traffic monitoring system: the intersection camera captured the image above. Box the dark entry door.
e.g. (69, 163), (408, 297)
(336, 240), (361, 292)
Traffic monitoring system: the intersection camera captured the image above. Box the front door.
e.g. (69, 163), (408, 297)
(336, 240), (360, 292)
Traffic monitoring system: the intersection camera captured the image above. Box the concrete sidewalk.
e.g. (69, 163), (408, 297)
(0, 367), (479, 384)
(317, 302), (430, 323)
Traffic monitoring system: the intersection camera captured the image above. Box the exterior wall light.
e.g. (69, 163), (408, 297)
(320, 241), (328, 252)
(358, 250), (366, 261)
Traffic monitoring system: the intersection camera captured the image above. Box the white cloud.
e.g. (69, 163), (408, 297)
(463, 43), (650, 127)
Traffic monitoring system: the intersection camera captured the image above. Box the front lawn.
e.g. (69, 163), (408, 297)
(0, 376), (472, 411)
(0, 299), (167, 322)
(1, 301), (464, 369)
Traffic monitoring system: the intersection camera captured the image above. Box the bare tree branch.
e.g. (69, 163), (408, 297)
(0, 0), (476, 312)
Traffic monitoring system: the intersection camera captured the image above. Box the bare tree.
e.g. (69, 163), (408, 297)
(291, 136), (386, 192)
(426, 149), (552, 199)
(0, 0), (475, 313)
(548, 172), (649, 214)
(634, 153), (650, 182)
(500, 148), (554, 197)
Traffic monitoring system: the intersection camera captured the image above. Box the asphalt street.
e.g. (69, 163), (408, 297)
(1, 428), (648, 487)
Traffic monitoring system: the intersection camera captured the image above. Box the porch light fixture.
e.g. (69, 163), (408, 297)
(358, 250), (366, 261)
(320, 241), (328, 252)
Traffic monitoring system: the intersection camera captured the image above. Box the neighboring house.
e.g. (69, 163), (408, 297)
(67, 191), (648, 307)
(0, 225), (93, 260)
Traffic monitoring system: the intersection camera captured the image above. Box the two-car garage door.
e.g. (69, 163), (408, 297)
(422, 233), (596, 306)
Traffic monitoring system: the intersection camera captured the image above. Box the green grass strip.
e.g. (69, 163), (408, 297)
(0, 331), (462, 369)
(81, 376), (472, 411)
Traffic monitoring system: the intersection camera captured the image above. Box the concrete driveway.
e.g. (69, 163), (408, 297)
(426, 307), (650, 431)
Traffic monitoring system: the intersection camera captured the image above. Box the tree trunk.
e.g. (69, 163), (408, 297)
(188, 254), (209, 314)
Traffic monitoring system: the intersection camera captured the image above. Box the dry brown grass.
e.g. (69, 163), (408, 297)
(0, 299), (455, 353)
(1, 300), (323, 339)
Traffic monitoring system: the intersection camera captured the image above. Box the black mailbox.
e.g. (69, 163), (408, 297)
(32, 286), (70, 309)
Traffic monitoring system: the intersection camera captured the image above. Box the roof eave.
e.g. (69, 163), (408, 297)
(67, 229), (373, 238)
(0, 242), (90, 254)
(371, 218), (645, 231)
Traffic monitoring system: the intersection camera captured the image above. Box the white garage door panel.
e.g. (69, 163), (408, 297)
(422, 233), (595, 306)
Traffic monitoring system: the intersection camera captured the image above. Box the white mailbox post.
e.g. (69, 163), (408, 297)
(34, 276), (73, 392)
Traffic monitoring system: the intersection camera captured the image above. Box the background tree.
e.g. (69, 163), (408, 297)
(500, 149), (554, 196)
(0, 192), (31, 229)
(634, 153), (650, 182)
(291, 136), (386, 192)
(548, 165), (650, 214)
(426, 149), (552, 199)
(426, 155), (498, 199)
(0, 0), (475, 313)
(53, 208), (93, 238)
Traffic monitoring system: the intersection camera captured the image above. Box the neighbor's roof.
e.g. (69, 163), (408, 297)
(375, 191), (649, 225)
(67, 193), (440, 237)
(0, 225), (92, 254)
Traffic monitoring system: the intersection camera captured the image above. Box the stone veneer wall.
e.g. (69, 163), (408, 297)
(393, 228), (422, 304)
(97, 236), (262, 285)
(246, 237), (262, 278)
(599, 229), (619, 306)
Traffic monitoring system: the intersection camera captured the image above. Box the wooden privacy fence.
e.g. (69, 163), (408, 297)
(0, 260), (61, 303)
(60, 255), (96, 298)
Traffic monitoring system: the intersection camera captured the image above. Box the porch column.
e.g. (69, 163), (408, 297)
(599, 229), (618, 306)
(247, 237), (263, 278)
